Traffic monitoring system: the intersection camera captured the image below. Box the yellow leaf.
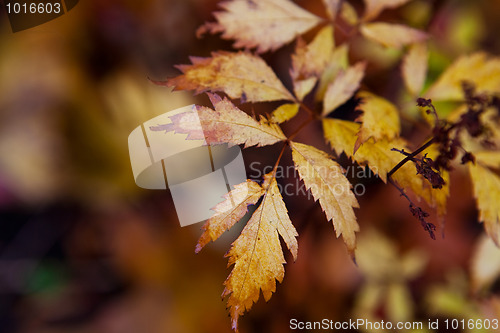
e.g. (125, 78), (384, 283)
(362, 0), (412, 21)
(270, 103), (300, 123)
(167, 51), (294, 103)
(469, 162), (500, 245)
(151, 93), (286, 148)
(355, 91), (401, 149)
(360, 23), (428, 49)
(323, 119), (428, 203)
(293, 77), (317, 101)
(291, 26), (335, 80)
(316, 44), (349, 101)
(291, 26), (335, 100)
(322, 62), (366, 116)
(196, 180), (265, 252)
(475, 151), (500, 170)
(402, 43), (428, 96)
(198, 0), (321, 53)
(290, 142), (359, 254)
(322, 0), (341, 20)
(223, 172), (298, 331)
(426, 52), (500, 101)
(471, 236), (500, 293)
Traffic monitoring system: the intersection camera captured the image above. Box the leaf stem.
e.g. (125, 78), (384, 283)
(387, 177), (412, 204)
(298, 101), (315, 117)
(287, 115), (315, 142)
(264, 143), (288, 189)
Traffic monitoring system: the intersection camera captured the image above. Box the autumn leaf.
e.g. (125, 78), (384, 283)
(293, 77), (318, 101)
(426, 52), (500, 101)
(316, 44), (349, 101)
(270, 103), (300, 124)
(198, 0), (322, 54)
(475, 151), (500, 169)
(402, 43), (429, 96)
(323, 119), (429, 206)
(355, 91), (401, 150)
(322, 62), (366, 116)
(291, 26), (335, 100)
(469, 162), (500, 245)
(360, 23), (428, 49)
(362, 0), (412, 21)
(196, 180), (265, 253)
(165, 51), (294, 103)
(150, 93), (286, 148)
(290, 142), (359, 254)
(291, 26), (335, 80)
(223, 172), (298, 331)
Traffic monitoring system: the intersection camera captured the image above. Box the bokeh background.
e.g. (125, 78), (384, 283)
(0, 1), (500, 332)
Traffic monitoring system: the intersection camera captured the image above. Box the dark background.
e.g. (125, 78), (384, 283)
(0, 1), (499, 332)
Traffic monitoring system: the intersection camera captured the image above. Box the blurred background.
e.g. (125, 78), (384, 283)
(0, 0), (499, 332)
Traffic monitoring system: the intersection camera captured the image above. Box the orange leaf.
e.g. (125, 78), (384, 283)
(290, 142), (359, 254)
(198, 0), (321, 53)
(167, 51), (294, 103)
(223, 172), (298, 331)
(360, 23), (428, 49)
(151, 93), (286, 148)
(291, 26), (335, 100)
